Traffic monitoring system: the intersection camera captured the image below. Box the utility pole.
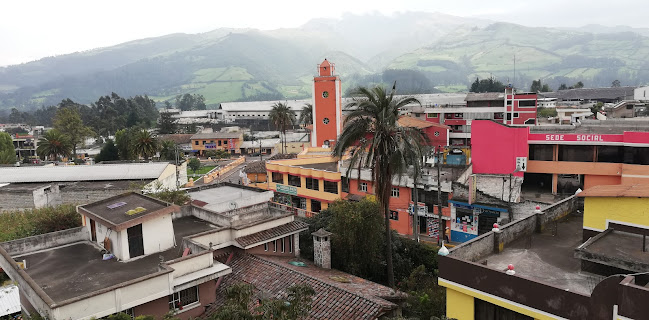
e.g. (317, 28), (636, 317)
(175, 144), (180, 189)
(437, 146), (444, 246)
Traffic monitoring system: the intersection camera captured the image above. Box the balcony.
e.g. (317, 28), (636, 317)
(270, 201), (316, 218)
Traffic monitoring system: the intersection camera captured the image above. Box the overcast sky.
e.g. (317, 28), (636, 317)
(2, 0), (648, 66)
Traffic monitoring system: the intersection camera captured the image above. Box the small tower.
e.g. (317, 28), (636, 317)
(312, 59), (342, 148)
(312, 228), (332, 269)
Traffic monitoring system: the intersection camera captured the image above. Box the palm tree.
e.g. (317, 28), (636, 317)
(332, 83), (427, 288)
(269, 102), (296, 153)
(131, 129), (159, 161)
(37, 129), (72, 161)
(299, 103), (314, 142)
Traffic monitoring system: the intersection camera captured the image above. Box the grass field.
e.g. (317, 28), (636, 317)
(187, 165), (216, 176)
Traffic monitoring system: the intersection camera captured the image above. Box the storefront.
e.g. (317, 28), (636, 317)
(449, 200), (508, 243)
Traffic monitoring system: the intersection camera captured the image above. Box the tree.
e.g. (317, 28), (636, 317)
(470, 77), (506, 93)
(115, 128), (135, 160)
(37, 129), (72, 161)
(158, 111), (177, 134)
(298, 103), (313, 127)
(53, 106), (94, 157)
(188, 157), (201, 174)
(398, 265), (447, 320)
(269, 102), (296, 153)
(332, 84), (428, 288)
(95, 139), (120, 162)
(159, 140), (177, 161)
(0, 132), (16, 164)
(558, 83), (568, 90)
(537, 107), (558, 118)
(209, 283), (315, 320)
(612, 79), (621, 87)
(530, 79), (552, 93)
(175, 93), (207, 111)
(148, 189), (190, 205)
(131, 129), (159, 160)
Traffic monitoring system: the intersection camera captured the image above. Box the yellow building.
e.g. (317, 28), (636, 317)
(190, 132), (243, 156)
(265, 154), (342, 213)
(578, 184), (649, 241)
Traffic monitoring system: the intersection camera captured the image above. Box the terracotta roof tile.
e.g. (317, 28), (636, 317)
(397, 116), (451, 130)
(235, 221), (308, 248)
(203, 253), (403, 319)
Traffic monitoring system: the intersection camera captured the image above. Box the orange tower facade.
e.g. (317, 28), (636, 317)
(312, 59), (342, 148)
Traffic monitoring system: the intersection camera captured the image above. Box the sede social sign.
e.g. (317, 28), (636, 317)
(545, 134), (605, 141)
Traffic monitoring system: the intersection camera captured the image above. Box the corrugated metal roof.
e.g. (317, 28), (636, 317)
(219, 99), (311, 112)
(0, 163), (171, 183)
(578, 184), (649, 198)
(544, 87), (636, 101)
(190, 132), (242, 140)
(0, 285), (20, 317)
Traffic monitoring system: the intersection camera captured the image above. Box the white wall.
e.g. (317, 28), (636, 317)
(82, 214), (126, 260)
(635, 86), (649, 101)
(142, 214), (175, 257)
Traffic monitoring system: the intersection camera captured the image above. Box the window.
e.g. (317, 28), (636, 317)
(529, 144), (553, 161)
(389, 210), (399, 220)
(218, 140), (222, 146)
(323, 117), (330, 124)
(288, 174), (301, 187)
(281, 238), (286, 253)
(518, 100), (536, 107)
(272, 172), (283, 183)
(558, 145), (594, 162)
(311, 200), (322, 213)
(169, 286), (199, 311)
(505, 113), (519, 120)
(322, 91), (329, 98)
(273, 240), (278, 252)
(202, 140), (206, 145)
(194, 141), (199, 146)
(289, 235), (293, 253)
(475, 298), (533, 320)
(341, 177), (350, 193)
(427, 113), (438, 118)
(359, 182), (368, 192)
(454, 113), (463, 118)
(305, 177), (319, 190)
(264, 242), (268, 251)
(324, 181), (338, 194)
(391, 187), (400, 198)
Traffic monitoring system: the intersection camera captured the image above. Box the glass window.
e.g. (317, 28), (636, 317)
(169, 286), (199, 311)
(305, 177), (319, 190)
(288, 175), (301, 187)
(324, 181), (338, 194)
(311, 200), (322, 213)
(264, 242), (268, 251)
(281, 238), (286, 253)
(273, 240), (277, 252)
(272, 172), (283, 183)
(389, 210), (399, 220)
(597, 146), (624, 163)
(194, 141), (199, 145)
(289, 235), (293, 253)
(558, 145), (594, 162)
(391, 187), (400, 198)
(529, 144), (553, 161)
(518, 100), (536, 107)
(341, 177), (350, 193)
(427, 113), (439, 118)
(359, 182), (368, 192)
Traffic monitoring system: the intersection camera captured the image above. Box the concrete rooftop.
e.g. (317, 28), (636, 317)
(482, 215), (604, 295)
(16, 216), (217, 304)
(188, 185), (266, 212)
(81, 193), (168, 226)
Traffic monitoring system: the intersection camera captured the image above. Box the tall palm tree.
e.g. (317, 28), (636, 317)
(269, 102), (296, 153)
(332, 83), (427, 288)
(299, 103), (314, 142)
(131, 129), (159, 161)
(37, 129), (72, 161)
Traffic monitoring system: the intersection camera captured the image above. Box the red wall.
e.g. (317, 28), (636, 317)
(471, 120), (528, 177)
(423, 126), (448, 150)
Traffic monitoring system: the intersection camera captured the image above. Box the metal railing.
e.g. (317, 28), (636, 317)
(269, 201), (316, 218)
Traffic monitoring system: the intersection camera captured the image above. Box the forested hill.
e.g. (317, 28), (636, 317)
(2, 12), (649, 112)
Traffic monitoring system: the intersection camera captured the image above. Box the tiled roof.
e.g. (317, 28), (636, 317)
(577, 184), (649, 198)
(243, 153), (298, 174)
(204, 253), (403, 320)
(157, 134), (194, 144)
(397, 116), (451, 130)
(190, 132), (242, 140)
(235, 221), (308, 248)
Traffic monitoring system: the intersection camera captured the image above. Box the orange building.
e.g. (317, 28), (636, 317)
(311, 59), (342, 148)
(190, 132), (243, 156)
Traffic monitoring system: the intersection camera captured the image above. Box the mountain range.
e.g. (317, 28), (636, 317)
(2, 11), (649, 111)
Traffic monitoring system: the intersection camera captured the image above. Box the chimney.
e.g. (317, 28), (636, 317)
(312, 228), (332, 269)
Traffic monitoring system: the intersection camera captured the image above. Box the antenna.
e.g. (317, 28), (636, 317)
(513, 53), (516, 88)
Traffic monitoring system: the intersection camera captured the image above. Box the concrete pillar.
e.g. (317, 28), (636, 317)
(552, 173), (558, 195)
(293, 234), (300, 257)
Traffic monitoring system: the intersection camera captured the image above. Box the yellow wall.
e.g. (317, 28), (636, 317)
(446, 288), (474, 320)
(583, 197), (649, 231)
(266, 156), (342, 204)
(440, 279), (562, 320)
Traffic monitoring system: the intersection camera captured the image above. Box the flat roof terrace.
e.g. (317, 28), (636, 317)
(79, 193), (176, 231)
(15, 216), (218, 304)
(481, 215), (604, 295)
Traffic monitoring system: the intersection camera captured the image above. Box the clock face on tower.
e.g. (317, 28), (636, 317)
(322, 91), (329, 98)
(323, 117), (330, 124)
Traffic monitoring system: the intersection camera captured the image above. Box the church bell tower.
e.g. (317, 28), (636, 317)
(312, 59), (342, 148)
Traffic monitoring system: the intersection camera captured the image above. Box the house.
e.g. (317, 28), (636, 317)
(440, 185), (649, 320)
(158, 134), (196, 155)
(0, 162), (187, 210)
(12, 134), (37, 161)
(190, 131), (244, 156)
(555, 106), (593, 124)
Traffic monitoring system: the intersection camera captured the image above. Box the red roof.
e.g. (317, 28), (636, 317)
(204, 253), (404, 319)
(397, 116), (451, 130)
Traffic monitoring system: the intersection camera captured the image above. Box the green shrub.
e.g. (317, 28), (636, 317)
(0, 205), (81, 242)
